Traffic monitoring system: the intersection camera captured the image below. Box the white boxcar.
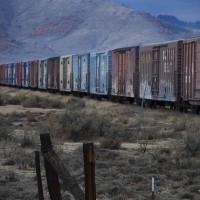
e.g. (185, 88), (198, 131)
(72, 53), (90, 94)
(38, 59), (48, 89)
(59, 55), (73, 92)
(90, 50), (111, 97)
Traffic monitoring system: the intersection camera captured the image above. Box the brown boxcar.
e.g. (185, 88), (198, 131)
(111, 46), (139, 102)
(0, 64), (5, 85)
(182, 37), (200, 112)
(29, 60), (38, 88)
(47, 57), (60, 90)
(139, 40), (182, 107)
(15, 62), (22, 86)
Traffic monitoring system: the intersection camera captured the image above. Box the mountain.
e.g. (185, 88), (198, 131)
(0, 0), (200, 63)
(157, 15), (200, 29)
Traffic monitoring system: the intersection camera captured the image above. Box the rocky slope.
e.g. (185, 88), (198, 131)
(0, 0), (199, 63)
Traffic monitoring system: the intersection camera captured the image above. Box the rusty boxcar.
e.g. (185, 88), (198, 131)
(72, 54), (90, 94)
(15, 62), (22, 86)
(47, 57), (60, 91)
(111, 46), (139, 102)
(29, 60), (38, 88)
(22, 61), (30, 87)
(90, 51), (112, 98)
(181, 37), (200, 113)
(139, 41), (182, 108)
(0, 64), (5, 85)
(38, 59), (48, 90)
(59, 55), (73, 92)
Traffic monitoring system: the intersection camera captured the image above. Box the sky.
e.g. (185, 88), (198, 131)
(112, 0), (200, 22)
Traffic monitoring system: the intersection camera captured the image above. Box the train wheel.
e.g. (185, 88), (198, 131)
(195, 106), (200, 115)
(179, 107), (183, 113)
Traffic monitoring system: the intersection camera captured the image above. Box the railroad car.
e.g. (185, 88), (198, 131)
(7, 63), (16, 86)
(72, 53), (90, 95)
(59, 55), (73, 92)
(90, 50), (111, 98)
(139, 40), (183, 108)
(29, 60), (38, 89)
(38, 59), (48, 90)
(22, 61), (30, 87)
(4, 64), (9, 85)
(0, 64), (5, 85)
(111, 46), (139, 103)
(1, 36), (200, 115)
(15, 62), (22, 87)
(47, 57), (60, 91)
(181, 37), (200, 113)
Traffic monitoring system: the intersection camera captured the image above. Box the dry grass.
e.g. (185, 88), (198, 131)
(1, 86), (200, 199)
(0, 92), (65, 108)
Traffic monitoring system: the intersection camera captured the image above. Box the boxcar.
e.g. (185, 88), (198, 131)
(72, 53), (90, 94)
(5, 64), (9, 85)
(5, 63), (16, 85)
(15, 62), (22, 87)
(29, 60), (38, 88)
(59, 55), (73, 92)
(181, 37), (200, 113)
(38, 59), (48, 90)
(0, 64), (5, 85)
(111, 46), (139, 102)
(90, 51), (111, 98)
(139, 41), (183, 108)
(22, 61), (30, 87)
(47, 57), (60, 91)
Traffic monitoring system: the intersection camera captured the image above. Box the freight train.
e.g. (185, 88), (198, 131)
(0, 37), (200, 113)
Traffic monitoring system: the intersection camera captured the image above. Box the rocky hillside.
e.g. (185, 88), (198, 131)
(157, 15), (200, 29)
(0, 0), (199, 63)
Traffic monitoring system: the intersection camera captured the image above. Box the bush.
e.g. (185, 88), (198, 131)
(0, 115), (11, 141)
(22, 95), (64, 108)
(0, 93), (65, 109)
(5, 170), (18, 182)
(100, 129), (122, 149)
(59, 109), (111, 141)
(0, 95), (5, 105)
(3, 158), (15, 166)
(20, 134), (35, 148)
(183, 130), (200, 156)
(66, 97), (85, 110)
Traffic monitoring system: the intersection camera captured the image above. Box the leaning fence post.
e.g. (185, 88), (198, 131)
(35, 151), (44, 200)
(83, 142), (96, 200)
(40, 133), (61, 200)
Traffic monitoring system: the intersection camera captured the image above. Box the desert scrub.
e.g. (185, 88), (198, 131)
(22, 95), (65, 108)
(183, 130), (200, 156)
(100, 128), (122, 149)
(60, 109), (111, 141)
(0, 115), (11, 141)
(20, 134), (35, 148)
(0, 93), (65, 108)
(66, 97), (85, 110)
(5, 170), (19, 182)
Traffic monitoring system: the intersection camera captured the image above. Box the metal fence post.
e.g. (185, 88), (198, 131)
(40, 133), (61, 200)
(35, 151), (44, 200)
(83, 142), (96, 200)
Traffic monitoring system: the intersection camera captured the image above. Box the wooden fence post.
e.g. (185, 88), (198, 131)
(35, 151), (44, 200)
(40, 133), (85, 200)
(40, 134), (61, 200)
(83, 142), (96, 200)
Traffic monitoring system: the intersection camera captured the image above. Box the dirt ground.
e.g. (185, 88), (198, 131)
(1, 86), (200, 200)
